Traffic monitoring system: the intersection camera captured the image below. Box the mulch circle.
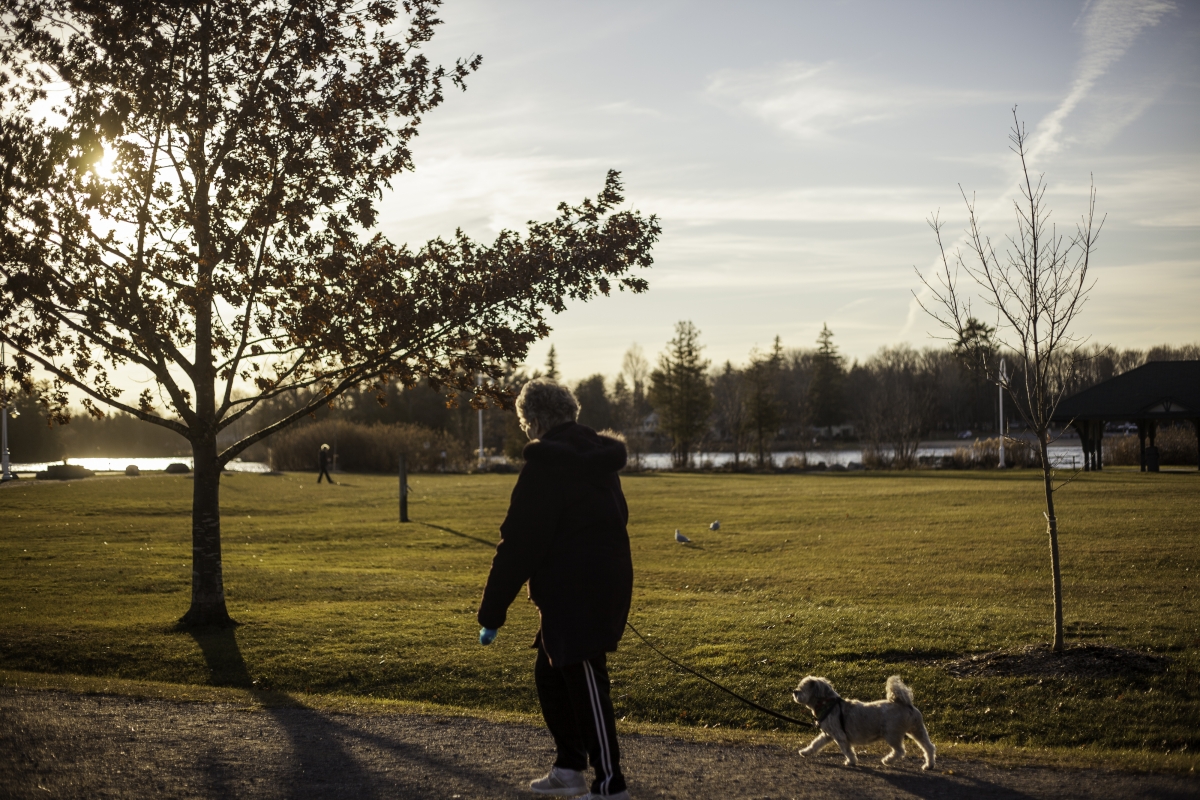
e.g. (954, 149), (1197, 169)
(943, 643), (1170, 679)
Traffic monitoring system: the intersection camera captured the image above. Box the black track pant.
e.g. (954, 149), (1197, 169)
(534, 644), (626, 796)
(317, 465), (332, 483)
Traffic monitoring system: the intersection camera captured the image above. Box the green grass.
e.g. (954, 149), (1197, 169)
(1, 468), (1197, 770)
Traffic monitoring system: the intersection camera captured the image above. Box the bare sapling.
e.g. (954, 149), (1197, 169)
(915, 108), (1104, 653)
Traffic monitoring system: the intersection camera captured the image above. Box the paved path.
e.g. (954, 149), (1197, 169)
(0, 688), (1193, 799)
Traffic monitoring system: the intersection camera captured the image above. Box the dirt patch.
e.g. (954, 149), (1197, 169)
(944, 643), (1170, 679)
(3, 686), (1195, 799)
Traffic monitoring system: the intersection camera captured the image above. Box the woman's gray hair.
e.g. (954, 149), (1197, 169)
(516, 378), (579, 434)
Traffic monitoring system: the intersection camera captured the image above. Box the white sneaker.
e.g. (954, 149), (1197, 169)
(579, 792), (630, 800)
(530, 766), (588, 796)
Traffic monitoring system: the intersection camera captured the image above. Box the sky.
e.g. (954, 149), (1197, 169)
(374, 0), (1200, 384)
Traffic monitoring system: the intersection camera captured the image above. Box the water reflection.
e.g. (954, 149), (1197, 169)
(9, 456), (272, 473)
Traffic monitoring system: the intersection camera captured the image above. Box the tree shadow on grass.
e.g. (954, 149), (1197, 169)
(416, 520), (497, 548)
(184, 625), (330, 798)
(183, 625), (523, 798)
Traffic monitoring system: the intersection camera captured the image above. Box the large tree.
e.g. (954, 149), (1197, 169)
(574, 373), (614, 432)
(916, 109), (1101, 653)
(807, 323), (845, 434)
(610, 344), (652, 467)
(710, 361), (748, 468)
(0, 0), (659, 626)
(648, 320), (711, 468)
(857, 345), (935, 469)
(744, 336), (784, 468)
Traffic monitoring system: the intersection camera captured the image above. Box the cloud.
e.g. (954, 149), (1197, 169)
(1102, 160), (1200, 227)
(644, 186), (942, 224)
(378, 150), (606, 240)
(705, 62), (1002, 140)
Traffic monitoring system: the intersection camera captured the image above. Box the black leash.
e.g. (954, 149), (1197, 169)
(625, 620), (816, 729)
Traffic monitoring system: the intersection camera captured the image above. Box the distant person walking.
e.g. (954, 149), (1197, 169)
(317, 443), (334, 484)
(477, 379), (633, 799)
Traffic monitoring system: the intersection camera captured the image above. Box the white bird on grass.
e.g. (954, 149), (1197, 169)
(674, 529), (691, 544)
(709, 520), (721, 531)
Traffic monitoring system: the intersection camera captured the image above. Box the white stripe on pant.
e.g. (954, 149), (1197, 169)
(583, 661), (613, 795)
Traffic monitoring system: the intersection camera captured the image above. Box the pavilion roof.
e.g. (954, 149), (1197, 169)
(1052, 360), (1200, 422)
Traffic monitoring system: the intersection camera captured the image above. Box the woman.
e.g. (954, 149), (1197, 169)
(477, 378), (633, 800)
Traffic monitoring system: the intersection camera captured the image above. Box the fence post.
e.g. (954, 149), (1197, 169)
(399, 453), (409, 523)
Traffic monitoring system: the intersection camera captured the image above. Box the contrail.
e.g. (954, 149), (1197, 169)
(902, 0), (1173, 338)
(1028, 0), (1174, 163)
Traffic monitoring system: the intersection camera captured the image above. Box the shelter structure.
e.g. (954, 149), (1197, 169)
(1051, 361), (1200, 472)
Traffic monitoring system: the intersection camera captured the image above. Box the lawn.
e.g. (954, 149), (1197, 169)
(1, 468), (1197, 770)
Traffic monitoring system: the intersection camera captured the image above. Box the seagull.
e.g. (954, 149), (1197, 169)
(675, 529), (691, 544)
(709, 520), (721, 531)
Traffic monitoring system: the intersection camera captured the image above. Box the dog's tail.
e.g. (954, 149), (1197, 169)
(886, 675), (914, 706)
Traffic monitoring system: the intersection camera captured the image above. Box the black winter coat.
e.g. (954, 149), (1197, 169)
(477, 422), (633, 667)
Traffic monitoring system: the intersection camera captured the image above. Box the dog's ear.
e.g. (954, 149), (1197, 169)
(812, 677), (835, 699)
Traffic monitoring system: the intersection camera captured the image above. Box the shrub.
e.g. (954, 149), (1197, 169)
(268, 420), (471, 473)
(1103, 426), (1198, 467)
(951, 437), (1037, 469)
(780, 454), (809, 470)
(862, 444), (891, 469)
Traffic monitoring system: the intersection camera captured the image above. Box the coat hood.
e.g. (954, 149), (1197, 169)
(523, 422), (627, 476)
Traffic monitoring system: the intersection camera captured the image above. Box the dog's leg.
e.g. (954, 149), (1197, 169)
(908, 725), (937, 770)
(881, 734), (905, 766)
(828, 728), (857, 767)
(833, 737), (857, 767)
(799, 732), (832, 757)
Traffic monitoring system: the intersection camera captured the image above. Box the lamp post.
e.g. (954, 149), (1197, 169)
(477, 373), (485, 470)
(997, 357), (1007, 469)
(1, 341), (12, 482)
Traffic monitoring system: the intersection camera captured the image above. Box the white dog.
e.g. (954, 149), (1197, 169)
(791, 675), (936, 770)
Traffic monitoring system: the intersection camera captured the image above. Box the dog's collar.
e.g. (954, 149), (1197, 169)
(810, 696), (841, 724)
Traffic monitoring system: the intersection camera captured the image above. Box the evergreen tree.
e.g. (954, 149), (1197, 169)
(544, 346), (560, 381)
(745, 336), (784, 467)
(574, 374), (614, 432)
(808, 324), (845, 432)
(648, 321), (712, 468)
(952, 317), (998, 365)
(953, 317), (999, 431)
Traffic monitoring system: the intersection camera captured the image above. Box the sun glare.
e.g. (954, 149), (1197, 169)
(93, 145), (116, 180)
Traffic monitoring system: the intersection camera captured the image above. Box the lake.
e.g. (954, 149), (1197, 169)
(634, 442), (1082, 470)
(9, 442), (1084, 474)
(7, 457), (272, 474)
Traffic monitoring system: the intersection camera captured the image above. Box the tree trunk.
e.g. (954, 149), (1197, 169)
(674, 441), (689, 470)
(178, 3), (230, 629)
(179, 437), (234, 627)
(1039, 432), (1064, 653)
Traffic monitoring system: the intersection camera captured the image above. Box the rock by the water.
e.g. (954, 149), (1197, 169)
(36, 464), (95, 480)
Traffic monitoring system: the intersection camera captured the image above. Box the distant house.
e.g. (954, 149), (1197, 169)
(811, 423), (855, 439)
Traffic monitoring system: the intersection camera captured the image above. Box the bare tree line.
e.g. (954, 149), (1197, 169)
(8, 334), (1197, 467)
